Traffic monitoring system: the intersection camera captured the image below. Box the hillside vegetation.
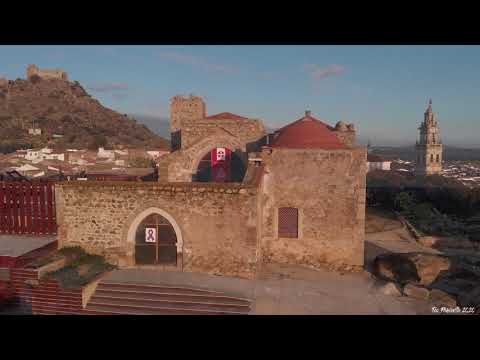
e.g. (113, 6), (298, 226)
(0, 77), (170, 153)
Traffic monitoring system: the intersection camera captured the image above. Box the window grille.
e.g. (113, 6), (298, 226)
(278, 207), (299, 238)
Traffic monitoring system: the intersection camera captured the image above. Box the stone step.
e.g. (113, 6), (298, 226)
(86, 302), (246, 315)
(94, 288), (251, 305)
(89, 295), (250, 313)
(97, 281), (224, 296)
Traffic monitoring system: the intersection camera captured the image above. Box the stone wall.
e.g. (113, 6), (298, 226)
(159, 131), (254, 182)
(55, 182), (259, 279)
(415, 144), (443, 175)
(259, 146), (367, 270)
(333, 129), (356, 147)
(170, 95), (206, 133)
(170, 95), (206, 150)
(181, 118), (266, 150)
(27, 64), (68, 81)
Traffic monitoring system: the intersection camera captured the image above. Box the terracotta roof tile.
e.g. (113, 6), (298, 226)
(367, 154), (388, 162)
(272, 111), (346, 150)
(205, 112), (248, 120)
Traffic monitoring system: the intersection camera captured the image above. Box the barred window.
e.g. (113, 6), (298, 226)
(278, 207), (299, 238)
(436, 154), (440, 163)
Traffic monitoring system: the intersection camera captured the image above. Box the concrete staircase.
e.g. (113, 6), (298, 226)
(84, 281), (252, 315)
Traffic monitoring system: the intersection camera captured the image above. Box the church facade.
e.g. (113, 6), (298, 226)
(55, 95), (367, 279)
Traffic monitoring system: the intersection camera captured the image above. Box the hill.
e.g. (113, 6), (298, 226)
(130, 114), (171, 139)
(0, 77), (170, 153)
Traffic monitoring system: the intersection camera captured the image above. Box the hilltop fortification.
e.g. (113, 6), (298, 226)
(0, 66), (169, 153)
(27, 64), (68, 81)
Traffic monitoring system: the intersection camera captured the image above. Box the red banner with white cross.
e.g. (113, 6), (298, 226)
(211, 147), (231, 182)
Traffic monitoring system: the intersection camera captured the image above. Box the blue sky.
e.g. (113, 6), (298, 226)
(1, 45), (479, 146)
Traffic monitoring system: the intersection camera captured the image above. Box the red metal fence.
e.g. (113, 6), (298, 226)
(0, 182), (56, 236)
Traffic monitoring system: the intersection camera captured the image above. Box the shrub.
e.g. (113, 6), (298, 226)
(29, 74), (42, 84)
(44, 247), (116, 288)
(394, 192), (415, 212)
(128, 157), (153, 168)
(412, 202), (434, 221)
(88, 134), (108, 150)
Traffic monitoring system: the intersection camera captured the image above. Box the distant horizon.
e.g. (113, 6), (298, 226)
(1, 45), (479, 147)
(128, 112), (480, 149)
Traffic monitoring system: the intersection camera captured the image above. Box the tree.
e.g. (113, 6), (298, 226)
(394, 192), (415, 212)
(88, 134), (107, 150)
(412, 202), (434, 221)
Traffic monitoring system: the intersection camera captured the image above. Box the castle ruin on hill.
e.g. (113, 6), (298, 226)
(27, 64), (68, 81)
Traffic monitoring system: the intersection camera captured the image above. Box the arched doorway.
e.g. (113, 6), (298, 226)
(194, 148), (246, 182)
(134, 212), (178, 265)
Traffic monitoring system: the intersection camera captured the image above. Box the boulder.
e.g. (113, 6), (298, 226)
(420, 236), (441, 248)
(373, 252), (451, 286)
(409, 253), (451, 285)
(403, 283), (430, 300)
(428, 237), (477, 250)
(429, 289), (457, 307)
(373, 253), (420, 284)
(377, 281), (403, 297)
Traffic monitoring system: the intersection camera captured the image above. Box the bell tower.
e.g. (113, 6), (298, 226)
(415, 99), (443, 175)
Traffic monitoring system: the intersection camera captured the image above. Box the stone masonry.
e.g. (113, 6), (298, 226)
(56, 182), (259, 279)
(170, 95), (206, 151)
(415, 99), (443, 175)
(27, 64), (69, 81)
(259, 147), (366, 270)
(181, 117), (265, 150)
(54, 94), (367, 280)
(333, 121), (356, 147)
(160, 95), (266, 182)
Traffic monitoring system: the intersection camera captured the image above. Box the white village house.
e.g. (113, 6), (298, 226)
(367, 154), (391, 172)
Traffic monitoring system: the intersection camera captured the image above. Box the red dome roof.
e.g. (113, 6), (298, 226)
(272, 111), (346, 149)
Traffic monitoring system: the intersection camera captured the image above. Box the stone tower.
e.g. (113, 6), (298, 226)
(415, 99), (443, 175)
(170, 95), (206, 151)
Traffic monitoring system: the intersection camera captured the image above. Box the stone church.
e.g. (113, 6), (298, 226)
(55, 95), (367, 279)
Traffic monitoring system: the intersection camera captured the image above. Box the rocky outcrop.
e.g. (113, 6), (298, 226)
(429, 289), (457, 308)
(420, 236), (478, 251)
(409, 253), (451, 285)
(372, 251), (480, 311)
(373, 252), (450, 285)
(375, 280), (402, 297)
(403, 283), (430, 300)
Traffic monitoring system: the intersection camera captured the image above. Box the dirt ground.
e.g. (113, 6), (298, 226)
(253, 263), (432, 315)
